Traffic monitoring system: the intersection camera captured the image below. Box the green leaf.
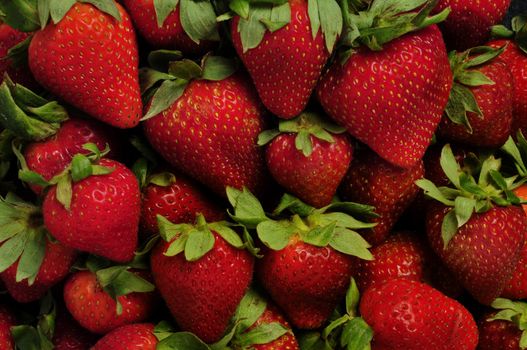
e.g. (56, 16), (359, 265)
(179, 0), (219, 43)
(457, 70), (494, 87)
(317, 212), (376, 230)
(153, 0), (179, 27)
(226, 187), (268, 228)
(184, 228), (215, 261)
(91, 165), (114, 176)
(19, 170), (50, 187)
(0, 0), (40, 32)
(208, 223), (244, 249)
(48, 0), (75, 24)
(16, 229), (46, 285)
(520, 331), (527, 350)
(168, 59), (203, 80)
(464, 45), (505, 69)
(302, 222), (336, 247)
(55, 174), (73, 210)
(272, 193), (315, 217)
(238, 5), (271, 52)
(82, 0), (121, 21)
(147, 49), (184, 72)
(440, 144), (461, 188)
(157, 332), (211, 350)
(453, 196), (475, 228)
(157, 215), (193, 242)
(201, 56), (237, 81)
(260, 2), (290, 32)
(308, 0), (320, 39)
(0, 230), (28, 272)
(415, 179), (455, 206)
(230, 0), (250, 18)
(345, 278), (360, 315)
(234, 289), (267, 333)
(257, 129), (280, 146)
(148, 172), (176, 187)
(329, 228), (372, 260)
(340, 317), (373, 350)
(295, 130), (313, 157)
(11, 325), (43, 350)
(235, 323), (289, 347)
(132, 158), (149, 188)
(154, 321), (177, 342)
(142, 79), (188, 120)
(139, 68), (174, 96)
(441, 209), (458, 249)
(256, 220), (294, 250)
(321, 315), (349, 340)
(316, 0), (342, 53)
(70, 154), (93, 182)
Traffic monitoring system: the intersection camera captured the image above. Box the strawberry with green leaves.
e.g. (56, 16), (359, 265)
(258, 112), (353, 208)
(437, 46), (513, 148)
(92, 323), (158, 350)
(150, 214), (254, 343)
(230, 0), (342, 119)
(228, 188), (375, 330)
(417, 144), (527, 305)
(317, 0), (452, 168)
(478, 298), (527, 350)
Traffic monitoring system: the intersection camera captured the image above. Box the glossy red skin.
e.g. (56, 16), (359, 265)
(435, 0), (511, 51)
(63, 271), (156, 335)
(360, 279), (478, 350)
(426, 203), (526, 305)
(257, 240), (357, 329)
(339, 149), (424, 245)
(92, 323), (157, 350)
(122, 0), (215, 55)
(355, 232), (428, 293)
(438, 59), (513, 147)
(43, 159), (140, 262)
(0, 240), (77, 303)
(489, 39), (527, 137)
(317, 25), (452, 168)
(25, 117), (122, 195)
(0, 305), (15, 350)
(249, 304), (299, 350)
(232, 0), (330, 119)
(144, 74), (271, 198)
(477, 312), (521, 350)
(28, 3), (142, 129)
(53, 309), (98, 350)
(141, 173), (226, 238)
(266, 133), (352, 208)
(0, 24), (37, 88)
(151, 232), (254, 343)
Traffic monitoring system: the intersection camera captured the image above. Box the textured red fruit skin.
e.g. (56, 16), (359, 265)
(122, 0), (215, 55)
(426, 203), (526, 305)
(339, 149), (424, 246)
(257, 241), (357, 329)
(266, 133), (352, 208)
(63, 271), (157, 335)
(25, 117), (122, 195)
(317, 25), (452, 168)
(477, 312), (521, 350)
(438, 59), (513, 148)
(141, 174), (226, 238)
(92, 323), (157, 350)
(28, 3), (142, 129)
(0, 240), (77, 303)
(53, 309), (98, 350)
(150, 232), (254, 343)
(231, 0), (330, 119)
(355, 232), (427, 292)
(434, 0), (511, 51)
(360, 279), (478, 350)
(144, 74), (271, 198)
(250, 304), (299, 350)
(0, 305), (15, 350)
(43, 159), (140, 262)
(0, 24), (37, 88)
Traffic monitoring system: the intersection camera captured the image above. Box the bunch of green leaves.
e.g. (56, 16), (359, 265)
(500, 132), (527, 188)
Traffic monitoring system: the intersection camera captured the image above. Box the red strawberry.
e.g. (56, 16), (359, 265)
(28, 2), (142, 128)
(53, 308), (98, 350)
(92, 323), (157, 350)
(63, 269), (156, 334)
(317, 4), (452, 168)
(339, 148), (424, 245)
(434, 0), (511, 50)
(231, 0), (341, 118)
(0, 24), (36, 88)
(478, 311), (522, 350)
(360, 279), (478, 350)
(150, 215), (254, 343)
(43, 157), (140, 262)
(260, 113), (353, 208)
(0, 305), (15, 350)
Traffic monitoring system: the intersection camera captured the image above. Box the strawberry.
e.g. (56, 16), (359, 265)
(437, 46), (513, 148)
(434, 0), (511, 50)
(360, 279), (478, 350)
(92, 323), (157, 350)
(478, 298), (527, 350)
(317, 2), (452, 168)
(53, 308), (98, 350)
(0, 305), (15, 350)
(339, 147), (424, 245)
(231, 0), (342, 119)
(122, 0), (218, 55)
(0, 24), (36, 88)
(150, 214), (254, 343)
(258, 112), (353, 208)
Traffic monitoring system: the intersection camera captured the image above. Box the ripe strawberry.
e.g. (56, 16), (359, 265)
(0, 305), (15, 350)
(92, 323), (157, 350)
(0, 24), (36, 88)
(339, 148), (424, 245)
(150, 215), (254, 343)
(360, 279), (478, 350)
(478, 311), (522, 350)
(317, 2), (452, 168)
(231, 0), (342, 118)
(259, 112), (353, 208)
(53, 308), (98, 350)
(63, 269), (156, 334)
(434, 0), (511, 50)
(28, 1), (142, 128)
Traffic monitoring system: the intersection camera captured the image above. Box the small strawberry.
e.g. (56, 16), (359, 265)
(478, 298), (527, 350)
(150, 214), (254, 343)
(317, 2), (452, 168)
(258, 112), (353, 208)
(0, 305), (15, 350)
(92, 323), (157, 350)
(231, 0), (342, 118)
(360, 279), (478, 349)
(339, 147), (424, 245)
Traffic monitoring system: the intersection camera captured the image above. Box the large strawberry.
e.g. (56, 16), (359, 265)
(230, 0), (342, 118)
(92, 323), (158, 350)
(478, 298), (527, 350)
(150, 214), (254, 343)
(258, 112), (353, 208)
(360, 279), (478, 349)
(317, 1), (452, 168)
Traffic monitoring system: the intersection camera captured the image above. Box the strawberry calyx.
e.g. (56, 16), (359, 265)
(416, 144), (522, 248)
(0, 75), (68, 141)
(257, 112), (347, 157)
(501, 132), (527, 187)
(445, 45), (506, 132)
(227, 187), (376, 260)
(488, 298), (527, 349)
(154, 322), (211, 349)
(491, 15), (527, 54)
(141, 52), (237, 120)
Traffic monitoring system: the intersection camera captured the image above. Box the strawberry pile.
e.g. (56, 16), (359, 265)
(0, 0), (526, 349)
